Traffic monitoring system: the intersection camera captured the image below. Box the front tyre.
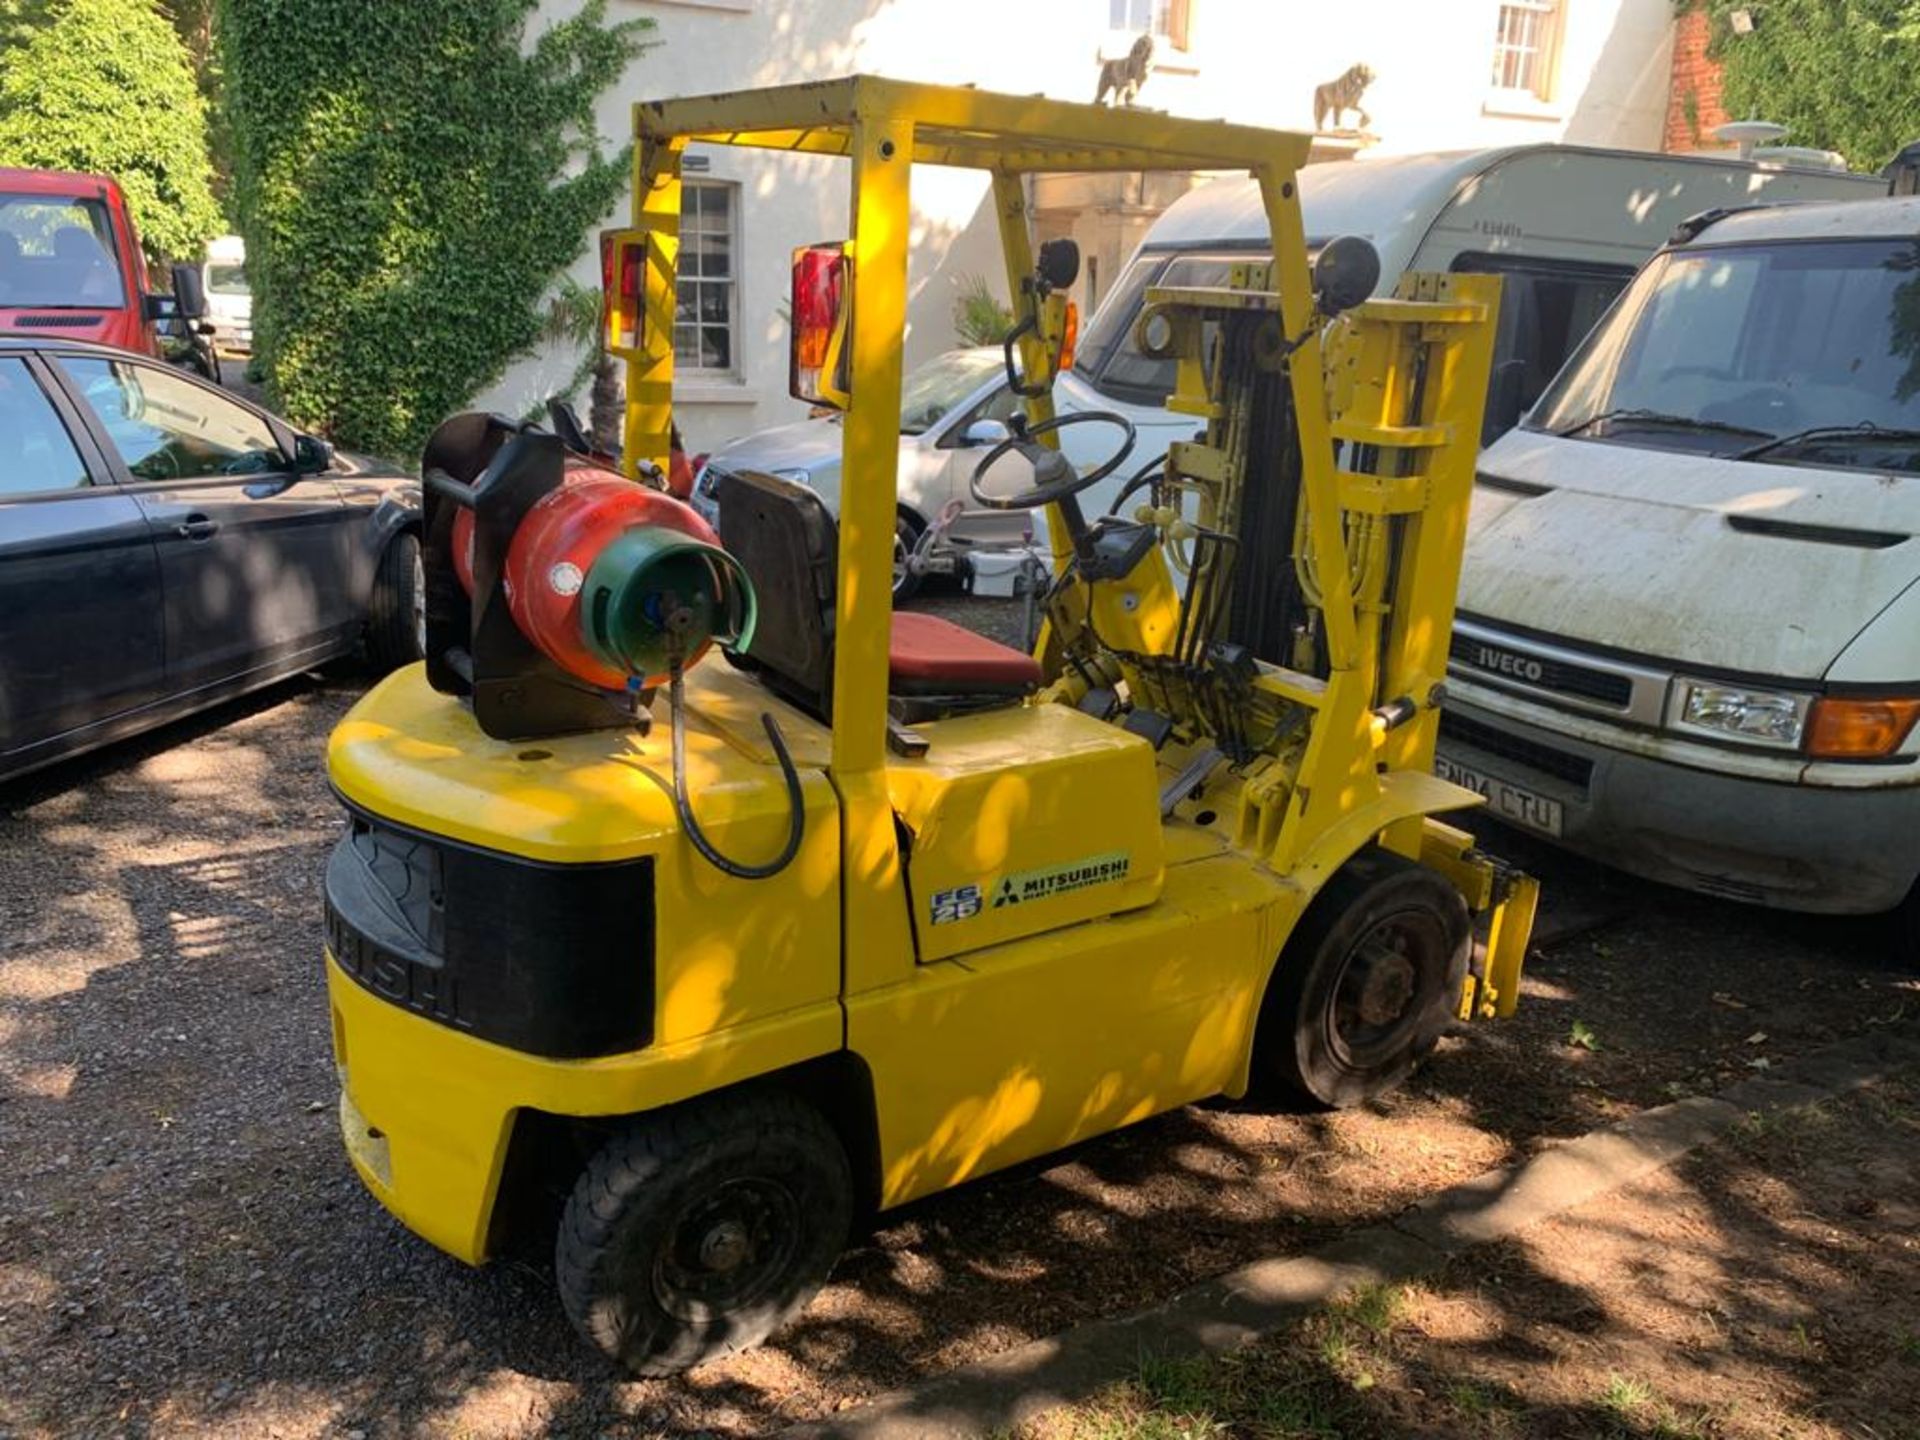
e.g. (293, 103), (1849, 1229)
(891, 512), (924, 602)
(556, 1090), (852, 1376)
(364, 532), (425, 673)
(1255, 848), (1469, 1110)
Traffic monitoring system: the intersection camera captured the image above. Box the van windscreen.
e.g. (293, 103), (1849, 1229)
(0, 195), (125, 309)
(1531, 238), (1920, 470)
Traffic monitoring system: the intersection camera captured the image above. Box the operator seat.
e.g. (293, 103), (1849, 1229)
(710, 467), (1041, 722)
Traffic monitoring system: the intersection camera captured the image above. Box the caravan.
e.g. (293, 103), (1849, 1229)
(698, 143), (1877, 594)
(1057, 143), (1882, 521)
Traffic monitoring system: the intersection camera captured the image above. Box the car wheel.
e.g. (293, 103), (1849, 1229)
(365, 531), (425, 673)
(1253, 848), (1469, 1109)
(892, 512), (924, 602)
(1889, 882), (1920, 971)
(556, 1088), (852, 1376)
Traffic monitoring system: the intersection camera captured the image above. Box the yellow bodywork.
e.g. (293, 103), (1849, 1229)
(326, 76), (1533, 1263)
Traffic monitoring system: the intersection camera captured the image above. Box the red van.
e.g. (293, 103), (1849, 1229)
(0, 167), (207, 355)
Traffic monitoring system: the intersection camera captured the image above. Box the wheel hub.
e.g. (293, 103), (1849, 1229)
(1352, 945), (1416, 1026)
(1328, 911), (1442, 1069)
(697, 1219), (752, 1273)
(653, 1176), (802, 1321)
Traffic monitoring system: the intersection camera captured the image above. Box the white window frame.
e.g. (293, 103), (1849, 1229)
(674, 179), (740, 381)
(1489, 0), (1560, 102)
(1106, 0), (1191, 53)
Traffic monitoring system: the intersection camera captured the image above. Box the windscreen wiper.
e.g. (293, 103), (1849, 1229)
(1555, 408), (1774, 440)
(1734, 422), (1920, 462)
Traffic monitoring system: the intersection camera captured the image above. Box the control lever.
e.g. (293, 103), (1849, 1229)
(905, 498), (968, 579)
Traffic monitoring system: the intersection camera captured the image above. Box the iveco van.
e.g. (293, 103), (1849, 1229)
(1438, 197), (1920, 957)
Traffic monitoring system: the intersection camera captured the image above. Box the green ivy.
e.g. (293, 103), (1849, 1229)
(218, 0), (652, 457)
(1702, 0), (1920, 170)
(0, 0), (222, 262)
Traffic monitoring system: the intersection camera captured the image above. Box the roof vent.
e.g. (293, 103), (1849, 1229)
(1751, 145), (1849, 172)
(1715, 119), (1789, 159)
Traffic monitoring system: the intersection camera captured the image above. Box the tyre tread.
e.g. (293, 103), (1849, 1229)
(365, 531), (422, 672)
(555, 1087), (850, 1376)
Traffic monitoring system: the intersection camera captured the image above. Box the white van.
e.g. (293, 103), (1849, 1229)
(1440, 196), (1920, 957)
(1058, 144), (1883, 525)
(202, 234), (250, 354)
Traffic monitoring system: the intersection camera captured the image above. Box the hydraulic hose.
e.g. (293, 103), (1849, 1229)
(1104, 450), (1171, 517)
(669, 662), (806, 880)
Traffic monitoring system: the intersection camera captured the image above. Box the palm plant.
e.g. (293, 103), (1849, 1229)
(541, 276), (623, 454)
(952, 272), (1015, 348)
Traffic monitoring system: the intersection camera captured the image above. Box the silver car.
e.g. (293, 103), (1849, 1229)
(693, 347), (1192, 598)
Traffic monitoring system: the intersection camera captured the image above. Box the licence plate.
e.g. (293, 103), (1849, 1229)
(1434, 755), (1564, 837)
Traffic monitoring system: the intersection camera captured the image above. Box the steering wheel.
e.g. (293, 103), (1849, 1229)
(969, 411), (1136, 511)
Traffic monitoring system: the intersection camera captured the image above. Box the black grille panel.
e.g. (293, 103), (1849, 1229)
(326, 801), (655, 1058)
(1448, 631), (1632, 707)
(1441, 713), (1595, 792)
(11, 313), (99, 328)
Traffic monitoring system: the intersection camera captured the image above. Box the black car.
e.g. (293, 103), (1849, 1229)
(0, 337), (422, 782)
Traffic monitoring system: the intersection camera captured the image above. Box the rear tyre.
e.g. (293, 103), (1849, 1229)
(1254, 848), (1470, 1110)
(365, 532), (425, 673)
(556, 1089), (852, 1376)
(891, 512), (924, 602)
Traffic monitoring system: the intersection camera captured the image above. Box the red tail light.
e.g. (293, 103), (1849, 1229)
(602, 228), (645, 354)
(791, 242), (851, 409)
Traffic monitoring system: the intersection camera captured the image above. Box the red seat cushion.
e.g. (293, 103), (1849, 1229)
(888, 611), (1043, 690)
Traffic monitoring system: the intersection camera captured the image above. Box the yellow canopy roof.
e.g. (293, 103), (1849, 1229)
(634, 75), (1312, 175)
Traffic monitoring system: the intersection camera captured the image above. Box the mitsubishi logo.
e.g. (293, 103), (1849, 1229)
(1474, 645), (1545, 683)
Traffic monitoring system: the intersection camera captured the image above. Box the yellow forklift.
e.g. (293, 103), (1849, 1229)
(322, 77), (1536, 1375)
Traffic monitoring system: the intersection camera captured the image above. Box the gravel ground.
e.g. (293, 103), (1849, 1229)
(2, 628), (1916, 1439)
(1027, 1070), (1920, 1439)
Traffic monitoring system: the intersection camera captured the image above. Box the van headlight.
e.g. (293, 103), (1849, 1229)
(1668, 680), (1810, 748)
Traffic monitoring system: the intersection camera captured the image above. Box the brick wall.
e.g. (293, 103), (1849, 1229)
(1664, 6), (1729, 151)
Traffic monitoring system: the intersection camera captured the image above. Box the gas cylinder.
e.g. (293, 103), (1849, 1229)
(451, 467), (753, 690)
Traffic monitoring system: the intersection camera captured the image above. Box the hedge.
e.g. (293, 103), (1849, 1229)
(1702, 0), (1920, 170)
(0, 0), (222, 262)
(219, 0), (652, 457)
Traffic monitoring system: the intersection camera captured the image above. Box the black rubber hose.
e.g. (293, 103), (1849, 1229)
(670, 664), (805, 880)
(1104, 450), (1171, 517)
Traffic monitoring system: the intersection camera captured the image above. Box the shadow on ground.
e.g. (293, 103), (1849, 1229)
(1021, 1072), (1920, 1439)
(0, 670), (1915, 1439)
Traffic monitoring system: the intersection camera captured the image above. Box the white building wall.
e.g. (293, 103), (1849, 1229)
(480, 0), (1675, 455)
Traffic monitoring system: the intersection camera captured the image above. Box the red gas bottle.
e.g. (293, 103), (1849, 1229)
(451, 466), (751, 691)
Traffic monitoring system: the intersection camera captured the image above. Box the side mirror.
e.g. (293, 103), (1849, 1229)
(292, 432), (335, 473)
(142, 292), (179, 323)
(1313, 235), (1381, 318)
(1037, 238), (1081, 293)
(958, 418), (1012, 448)
(171, 261), (208, 320)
